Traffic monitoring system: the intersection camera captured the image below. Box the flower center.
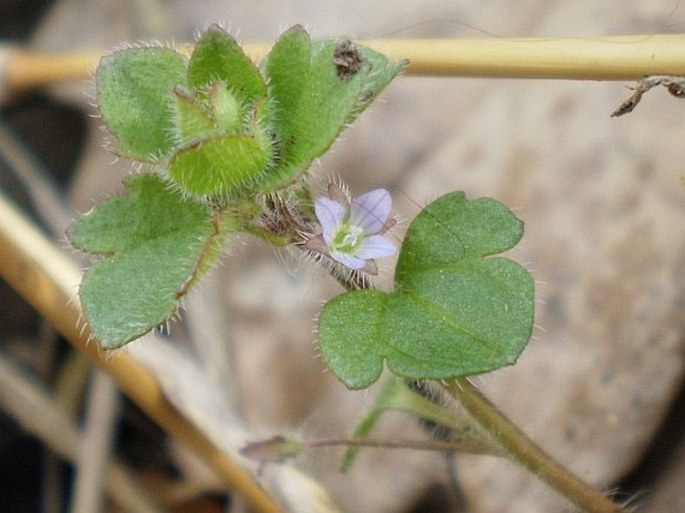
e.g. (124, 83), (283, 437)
(331, 222), (364, 253)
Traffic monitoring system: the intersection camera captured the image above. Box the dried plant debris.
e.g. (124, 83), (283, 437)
(612, 75), (685, 117)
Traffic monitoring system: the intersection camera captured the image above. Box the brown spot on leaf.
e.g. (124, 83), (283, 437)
(333, 40), (367, 81)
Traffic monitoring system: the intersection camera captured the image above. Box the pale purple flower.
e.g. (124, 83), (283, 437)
(310, 185), (396, 271)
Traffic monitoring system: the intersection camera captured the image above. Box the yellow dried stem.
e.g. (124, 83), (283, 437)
(3, 34), (685, 96)
(363, 34), (685, 79)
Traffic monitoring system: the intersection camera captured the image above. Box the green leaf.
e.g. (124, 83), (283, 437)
(263, 25), (311, 155)
(97, 47), (187, 161)
(187, 24), (266, 103)
(173, 88), (216, 144)
(318, 192), (535, 389)
(259, 34), (407, 191)
(207, 83), (242, 131)
(352, 46), (409, 116)
(71, 174), (231, 348)
(169, 134), (270, 196)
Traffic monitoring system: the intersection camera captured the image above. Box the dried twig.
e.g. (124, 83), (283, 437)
(0, 189), (285, 513)
(0, 350), (166, 513)
(0, 117), (74, 234)
(71, 372), (121, 513)
(4, 34), (685, 100)
(611, 75), (685, 117)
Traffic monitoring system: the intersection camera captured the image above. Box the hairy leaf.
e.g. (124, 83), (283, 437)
(318, 192), (534, 389)
(259, 32), (407, 191)
(97, 48), (187, 160)
(71, 174), (231, 348)
(187, 24), (266, 103)
(169, 135), (270, 196)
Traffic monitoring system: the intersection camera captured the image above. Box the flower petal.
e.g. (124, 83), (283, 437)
(349, 189), (391, 234)
(330, 250), (366, 270)
(355, 234), (396, 260)
(315, 196), (347, 244)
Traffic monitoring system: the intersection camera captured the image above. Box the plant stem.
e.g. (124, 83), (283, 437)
(446, 379), (626, 513)
(363, 34), (685, 79)
(4, 34), (685, 97)
(305, 436), (488, 453)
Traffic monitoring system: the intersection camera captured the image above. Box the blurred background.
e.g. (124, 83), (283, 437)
(0, 1), (684, 512)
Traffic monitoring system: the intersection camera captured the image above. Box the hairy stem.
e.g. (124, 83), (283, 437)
(305, 436), (488, 453)
(446, 379), (626, 513)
